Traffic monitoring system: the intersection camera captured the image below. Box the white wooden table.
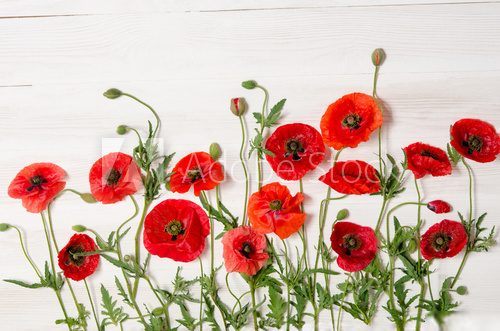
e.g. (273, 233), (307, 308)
(1, 1), (499, 330)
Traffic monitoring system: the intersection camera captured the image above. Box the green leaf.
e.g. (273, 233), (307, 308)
(100, 284), (128, 327)
(101, 254), (135, 274)
(4, 279), (45, 289)
(266, 286), (286, 328)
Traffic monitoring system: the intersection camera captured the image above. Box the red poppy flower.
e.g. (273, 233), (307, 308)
(143, 199), (210, 262)
(265, 123), (325, 181)
(450, 118), (500, 163)
(403, 143), (452, 179)
(420, 220), (467, 260)
(169, 152), (224, 196)
(57, 234), (100, 281)
(89, 152), (142, 204)
(222, 226), (269, 276)
(319, 160), (380, 195)
(8, 163), (66, 213)
(427, 200), (452, 214)
(330, 222), (377, 272)
(320, 93), (383, 150)
(247, 182), (305, 239)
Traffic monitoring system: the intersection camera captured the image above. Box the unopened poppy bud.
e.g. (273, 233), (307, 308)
(0, 223), (11, 232)
(152, 307), (164, 316)
(371, 48), (386, 66)
(406, 238), (417, 253)
(103, 88), (122, 99)
(241, 80), (257, 90)
(336, 209), (349, 221)
(80, 193), (97, 203)
(209, 143), (221, 160)
(124, 255), (131, 262)
(230, 97), (247, 116)
(456, 286), (468, 295)
(116, 125), (130, 135)
(427, 200), (452, 214)
(72, 225), (87, 233)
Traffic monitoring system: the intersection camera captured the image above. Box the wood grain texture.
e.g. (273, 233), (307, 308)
(0, 1), (499, 330)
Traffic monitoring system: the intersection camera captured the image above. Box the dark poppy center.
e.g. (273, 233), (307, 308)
(342, 114), (362, 129)
(240, 242), (253, 258)
(106, 168), (122, 186)
(269, 199), (283, 211)
(67, 246), (85, 266)
(420, 150), (439, 160)
(431, 233), (450, 251)
(463, 135), (483, 154)
(164, 220), (185, 241)
(187, 168), (202, 182)
(27, 175), (47, 192)
(284, 139), (305, 161)
(342, 234), (361, 255)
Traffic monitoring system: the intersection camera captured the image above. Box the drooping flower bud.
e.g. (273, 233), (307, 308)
(456, 286), (468, 295)
(241, 80), (257, 90)
(116, 125), (130, 135)
(426, 200), (452, 214)
(230, 97), (247, 116)
(72, 225), (87, 232)
(80, 193), (97, 203)
(371, 48), (386, 66)
(103, 88), (122, 99)
(0, 223), (11, 232)
(152, 307), (164, 316)
(209, 143), (221, 160)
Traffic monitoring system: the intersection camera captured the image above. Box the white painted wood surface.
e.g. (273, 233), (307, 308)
(1, 1), (499, 330)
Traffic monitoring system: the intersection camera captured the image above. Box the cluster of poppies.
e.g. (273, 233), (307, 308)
(8, 89), (499, 284)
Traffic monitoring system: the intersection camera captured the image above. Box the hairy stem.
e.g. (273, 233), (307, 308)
(238, 114), (250, 225)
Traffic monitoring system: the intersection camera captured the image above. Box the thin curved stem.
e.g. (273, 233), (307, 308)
(238, 115), (250, 225)
(198, 258), (204, 331)
(143, 275), (171, 329)
(414, 178), (426, 331)
(133, 198), (151, 298)
(84, 279), (100, 331)
(122, 93), (161, 137)
(47, 205), (86, 326)
(11, 225), (42, 278)
(226, 274), (242, 314)
(40, 213), (70, 329)
(249, 279), (259, 331)
(281, 239), (291, 331)
(256, 85), (269, 190)
(451, 158), (474, 289)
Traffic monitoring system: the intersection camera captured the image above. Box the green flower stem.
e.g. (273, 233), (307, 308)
(132, 198), (152, 298)
(414, 178), (426, 331)
(238, 114), (250, 225)
(122, 92), (161, 137)
(47, 205), (87, 328)
(249, 278), (259, 331)
(115, 196), (146, 324)
(226, 274), (242, 314)
(198, 258), (204, 331)
(10, 225), (42, 278)
(143, 274), (171, 329)
(200, 191), (215, 275)
(384, 201), (426, 312)
(256, 84), (269, 190)
(298, 179), (310, 271)
(374, 198), (388, 236)
(451, 158), (474, 289)
(40, 213), (70, 330)
(336, 285), (349, 331)
(281, 239), (292, 331)
(84, 279), (100, 331)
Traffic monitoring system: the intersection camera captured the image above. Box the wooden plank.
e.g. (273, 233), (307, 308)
(0, 0), (499, 17)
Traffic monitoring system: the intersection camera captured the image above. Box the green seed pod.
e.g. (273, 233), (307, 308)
(0, 223), (12, 232)
(406, 238), (417, 253)
(116, 125), (130, 135)
(80, 193), (97, 203)
(103, 88), (122, 99)
(72, 225), (87, 233)
(152, 307), (164, 316)
(456, 286), (468, 295)
(336, 209), (349, 221)
(241, 80), (257, 90)
(209, 143), (222, 160)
